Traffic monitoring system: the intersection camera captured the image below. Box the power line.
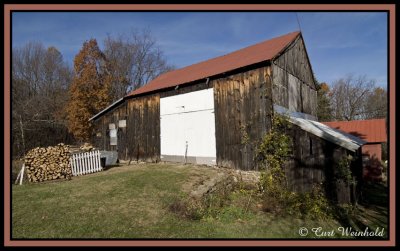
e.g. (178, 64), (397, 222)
(295, 12), (302, 32)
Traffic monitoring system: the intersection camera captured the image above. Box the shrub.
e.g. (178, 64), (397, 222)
(335, 155), (356, 185)
(257, 113), (292, 214)
(256, 113), (332, 219)
(285, 184), (333, 219)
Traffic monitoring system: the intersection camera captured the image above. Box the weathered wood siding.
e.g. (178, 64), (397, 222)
(214, 65), (273, 170)
(126, 94), (160, 162)
(92, 94), (160, 162)
(92, 102), (128, 158)
(272, 35), (317, 117)
(284, 124), (362, 204)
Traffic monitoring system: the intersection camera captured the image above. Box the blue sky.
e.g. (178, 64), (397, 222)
(12, 12), (388, 87)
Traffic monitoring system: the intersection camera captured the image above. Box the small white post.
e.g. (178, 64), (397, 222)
(84, 152), (89, 174)
(96, 151), (101, 171)
(89, 151), (93, 173)
(79, 153), (85, 175)
(87, 152), (90, 173)
(19, 163), (25, 185)
(79, 153), (83, 175)
(15, 167), (22, 184)
(71, 155), (76, 176)
(98, 151), (101, 171)
(73, 154), (77, 175)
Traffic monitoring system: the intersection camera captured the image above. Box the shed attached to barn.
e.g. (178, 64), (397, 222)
(90, 31), (365, 203)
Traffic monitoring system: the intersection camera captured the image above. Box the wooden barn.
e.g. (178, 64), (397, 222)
(90, 31), (365, 203)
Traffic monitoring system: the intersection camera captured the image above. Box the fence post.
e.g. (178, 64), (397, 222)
(80, 152), (84, 175)
(83, 152), (86, 174)
(85, 152), (90, 174)
(97, 151), (101, 171)
(98, 151), (102, 171)
(90, 151), (94, 173)
(76, 153), (82, 175)
(70, 155), (74, 176)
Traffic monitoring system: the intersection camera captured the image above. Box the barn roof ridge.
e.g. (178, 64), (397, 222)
(90, 31), (301, 121)
(126, 30), (301, 98)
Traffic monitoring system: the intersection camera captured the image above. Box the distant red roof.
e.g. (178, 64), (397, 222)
(322, 119), (387, 143)
(127, 31), (300, 97)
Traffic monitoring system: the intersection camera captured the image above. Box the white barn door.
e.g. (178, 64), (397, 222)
(160, 88), (216, 165)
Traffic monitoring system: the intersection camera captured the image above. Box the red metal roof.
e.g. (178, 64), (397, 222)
(322, 119), (387, 143)
(126, 31), (300, 97)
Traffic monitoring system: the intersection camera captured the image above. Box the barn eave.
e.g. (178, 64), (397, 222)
(89, 98), (124, 122)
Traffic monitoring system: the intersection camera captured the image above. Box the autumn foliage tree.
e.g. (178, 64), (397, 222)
(66, 39), (113, 141)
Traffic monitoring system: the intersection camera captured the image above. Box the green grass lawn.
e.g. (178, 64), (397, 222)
(11, 163), (387, 239)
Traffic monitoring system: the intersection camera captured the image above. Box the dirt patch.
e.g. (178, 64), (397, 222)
(181, 166), (220, 193)
(176, 164), (261, 199)
(167, 164), (262, 220)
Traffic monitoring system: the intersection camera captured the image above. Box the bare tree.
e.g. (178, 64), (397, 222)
(104, 29), (175, 100)
(330, 74), (376, 121)
(363, 87), (387, 119)
(12, 42), (73, 158)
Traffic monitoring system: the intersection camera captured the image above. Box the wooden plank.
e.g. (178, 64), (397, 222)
(213, 65), (272, 170)
(272, 36), (317, 116)
(123, 94), (161, 162)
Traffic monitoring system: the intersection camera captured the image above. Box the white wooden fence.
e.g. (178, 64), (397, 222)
(70, 150), (102, 176)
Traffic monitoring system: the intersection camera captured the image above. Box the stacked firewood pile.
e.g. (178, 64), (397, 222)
(24, 143), (72, 182)
(80, 142), (94, 152)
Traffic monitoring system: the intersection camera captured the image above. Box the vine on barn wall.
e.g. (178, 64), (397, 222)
(335, 155), (356, 185)
(239, 123), (250, 145)
(255, 112), (332, 219)
(256, 113), (292, 206)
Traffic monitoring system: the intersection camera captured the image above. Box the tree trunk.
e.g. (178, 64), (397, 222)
(19, 114), (26, 157)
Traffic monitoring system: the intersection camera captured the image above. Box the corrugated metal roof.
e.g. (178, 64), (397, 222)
(289, 117), (366, 152)
(322, 119), (387, 143)
(126, 31), (301, 97)
(274, 105), (365, 152)
(274, 104), (318, 121)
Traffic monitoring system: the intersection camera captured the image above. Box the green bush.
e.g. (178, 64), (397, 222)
(285, 184), (333, 219)
(257, 113), (291, 214)
(256, 114), (332, 219)
(335, 155), (356, 185)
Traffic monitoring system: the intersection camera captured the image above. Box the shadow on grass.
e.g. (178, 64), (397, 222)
(333, 181), (388, 238)
(102, 164), (122, 171)
(360, 182), (388, 207)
